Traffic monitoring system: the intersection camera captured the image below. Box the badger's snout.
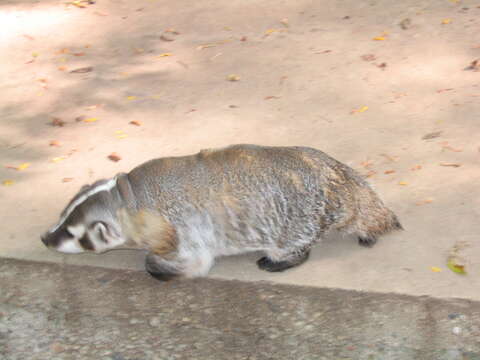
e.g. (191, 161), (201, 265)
(40, 234), (49, 247)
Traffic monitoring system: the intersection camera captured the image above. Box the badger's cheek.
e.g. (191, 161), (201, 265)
(57, 240), (84, 254)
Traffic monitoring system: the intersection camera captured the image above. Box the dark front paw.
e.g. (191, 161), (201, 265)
(358, 236), (377, 247)
(146, 270), (177, 281)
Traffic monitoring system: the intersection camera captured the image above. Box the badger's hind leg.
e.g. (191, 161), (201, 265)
(257, 246), (311, 272)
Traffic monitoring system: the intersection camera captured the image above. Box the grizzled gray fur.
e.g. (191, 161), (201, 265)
(41, 144), (402, 280)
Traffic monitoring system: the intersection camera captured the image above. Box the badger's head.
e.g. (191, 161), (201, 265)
(41, 177), (127, 254)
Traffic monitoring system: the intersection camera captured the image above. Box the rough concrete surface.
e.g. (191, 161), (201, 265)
(0, 0), (479, 300)
(1, 258), (480, 360)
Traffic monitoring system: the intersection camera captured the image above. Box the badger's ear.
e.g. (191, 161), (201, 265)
(91, 221), (123, 245)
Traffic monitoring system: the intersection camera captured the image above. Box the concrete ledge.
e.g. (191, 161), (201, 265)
(1, 258), (479, 360)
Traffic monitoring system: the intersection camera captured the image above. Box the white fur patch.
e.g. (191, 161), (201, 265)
(48, 177), (118, 233)
(57, 240), (84, 254)
(67, 224), (86, 238)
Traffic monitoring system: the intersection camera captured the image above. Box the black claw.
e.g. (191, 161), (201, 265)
(147, 270), (177, 281)
(358, 236), (377, 247)
(256, 252), (310, 272)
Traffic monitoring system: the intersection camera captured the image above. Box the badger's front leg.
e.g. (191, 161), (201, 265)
(145, 253), (182, 281)
(145, 250), (215, 281)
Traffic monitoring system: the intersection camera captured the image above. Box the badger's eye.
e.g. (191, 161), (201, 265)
(64, 228), (74, 237)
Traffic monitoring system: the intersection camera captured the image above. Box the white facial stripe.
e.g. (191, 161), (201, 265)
(48, 177), (118, 233)
(57, 240), (84, 254)
(67, 224), (86, 238)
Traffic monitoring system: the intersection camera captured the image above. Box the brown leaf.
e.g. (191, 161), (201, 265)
(399, 18), (411, 30)
(264, 96), (281, 100)
(439, 162), (461, 167)
(160, 33), (175, 42)
(384, 170), (396, 174)
(411, 165), (422, 171)
(464, 59), (480, 71)
(226, 74), (240, 81)
(50, 117), (65, 127)
(129, 120), (142, 126)
(365, 170), (376, 178)
(361, 54), (376, 62)
(422, 131), (442, 140)
(416, 198), (433, 205)
(376, 62), (387, 70)
(108, 153), (122, 162)
(436, 88), (454, 93)
(62, 177), (74, 183)
(360, 160), (373, 168)
(73, 52), (85, 56)
(70, 66), (93, 73)
(240, 36), (247, 42)
(49, 140), (61, 147)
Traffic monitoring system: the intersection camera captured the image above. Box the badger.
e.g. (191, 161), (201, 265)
(41, 144), (402, 280)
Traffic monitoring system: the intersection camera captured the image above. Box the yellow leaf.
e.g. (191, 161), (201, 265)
(430, 266), (442, 272)
(398, 181), (408, 185)
(265, 29), (279, 35)
(441, 19), (452, 24)
(32, 52), (39, 57)
(447, 258), (466, 274)
(226, 74), (240, 81)
(17, 163), (31, 171)
(157, 53), (173, 57)
(2, 180), (14, 186)
(51, 156), (66, 163)
(83, 117), (98, 123)
(126, 96), (137, 100)
(114, 130), (125, 134)
(373, 36), (386, 41)
(358, 106), (369, 113)
(117, 134), (128, 139)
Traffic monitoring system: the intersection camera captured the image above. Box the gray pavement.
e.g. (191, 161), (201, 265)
(1, 0), (479, 298)
(1, 258), (480, 360)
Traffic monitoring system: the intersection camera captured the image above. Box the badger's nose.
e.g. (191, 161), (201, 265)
(41, 234), (48, 246)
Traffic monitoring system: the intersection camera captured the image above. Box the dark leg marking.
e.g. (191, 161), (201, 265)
(257, 250), (310, 272)
(145, 254), (179, 281)
(358, 236), (377, 247)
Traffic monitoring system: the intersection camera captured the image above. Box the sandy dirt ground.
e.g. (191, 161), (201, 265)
(0, 0), (479, 299)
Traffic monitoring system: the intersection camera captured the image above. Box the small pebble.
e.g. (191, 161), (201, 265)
(452, 326), (461, 335)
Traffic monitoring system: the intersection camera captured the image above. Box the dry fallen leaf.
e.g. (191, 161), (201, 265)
(399, 18), (411, 30)
(5, 163), (30, 171)
(411, 165), (422, 171)
(365, 170), (376, 178)
(264, 96), (281, 100)
(416, 198), (433, 205)
(422, 131), (442, 140)
(62, 177), (74, 183)
(126, 96), (137, 100)
(51, 156), (67, 163)
(83, 117), (98, 123)
(376, 62), (387, 70)
(439, 162), (461, 167)
(108, 153), (122, 162)
(157, 53), (173, 57)
(430, 266), (442, 272)
(70, 66), (93, 74)
(398, 181), (408, 185)
(441, 19), (452, 25)
(129, 120), (142, 126)
(73, 52), (85, 56)
(361, 54), (376, 62)
(351, 106), (369, 114)
(373, 36), (386, 41)
(50, 117), (65, 127)
(58, 66), (67, 71)
(2, 180), (14, 186)
(436, 88), (454, 93)
(226, 74), (240, 81)
(49, 140), (61, 147)
(464, 59), (480, 71)
(384, 170), (396, 174)
(447, 258), (466, 274)
(240, 36), (247, 42)
(360, 160), (373, 168)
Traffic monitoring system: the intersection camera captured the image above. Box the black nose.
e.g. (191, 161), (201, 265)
(41, 235), (48, 246)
